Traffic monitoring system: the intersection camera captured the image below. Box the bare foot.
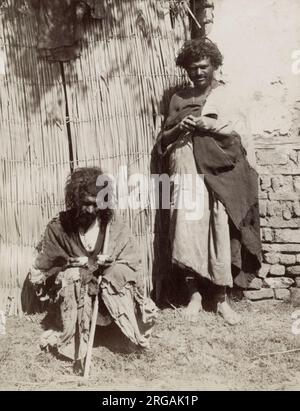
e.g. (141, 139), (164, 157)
(184, 292), (202, 323)
(217, 301), (241, 326)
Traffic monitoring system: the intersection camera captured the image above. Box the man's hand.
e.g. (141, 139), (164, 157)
(178, 115), (197, 133)
(68, 256), (89, 268)
(56, 268), (80, 284)
(193, 115), (217, 131)
(29, 269), (46, 285)
(96, 254), (113, 267)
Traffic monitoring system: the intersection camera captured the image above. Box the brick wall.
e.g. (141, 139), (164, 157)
(208, 0), (300, 302)
(255, 142), (300, 300)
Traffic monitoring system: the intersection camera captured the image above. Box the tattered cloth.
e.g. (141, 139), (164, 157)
(30, 216), (157, 360)
(163, 104), (262, 288)
(31, 0), (107, 61)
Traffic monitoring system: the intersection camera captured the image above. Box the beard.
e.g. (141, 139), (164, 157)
(60, 207), (114, 234)
(76, 210), (98, 231)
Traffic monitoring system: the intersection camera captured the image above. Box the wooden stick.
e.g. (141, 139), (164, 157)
(181, 2), (202, 31)
(83, 223), (110, 379)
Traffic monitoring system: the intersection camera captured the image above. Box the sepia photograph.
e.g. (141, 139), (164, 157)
(0, 0), (300, 392)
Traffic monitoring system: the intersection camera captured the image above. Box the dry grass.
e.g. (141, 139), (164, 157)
(1, 299), (300, 391)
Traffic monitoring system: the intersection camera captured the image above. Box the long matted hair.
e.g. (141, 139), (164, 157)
(60, 167), (114, 232)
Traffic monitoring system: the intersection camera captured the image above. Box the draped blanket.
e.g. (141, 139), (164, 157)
(32, 215), (142, 290)
(30, 217), (157, 359)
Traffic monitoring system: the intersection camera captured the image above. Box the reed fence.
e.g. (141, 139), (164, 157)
(0, 0), (191, 315)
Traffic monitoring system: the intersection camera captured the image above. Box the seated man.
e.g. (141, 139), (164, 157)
(30, 167), (157, 372)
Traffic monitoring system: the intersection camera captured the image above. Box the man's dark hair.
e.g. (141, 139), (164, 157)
(61, 167), (114, 232)
(176, 38), (223, 70)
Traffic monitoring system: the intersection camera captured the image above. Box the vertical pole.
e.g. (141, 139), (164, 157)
(60, 62), (74, 173)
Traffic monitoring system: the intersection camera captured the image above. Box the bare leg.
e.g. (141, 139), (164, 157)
(184, 277), (202, 323)
(214, 285), (241, 326)
(73, 359), (84, 375)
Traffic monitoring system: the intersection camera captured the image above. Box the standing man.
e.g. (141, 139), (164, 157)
(30, 167), (157, 372)
(158, 38), (261, 324)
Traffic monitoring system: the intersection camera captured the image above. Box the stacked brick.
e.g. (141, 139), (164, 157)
(243, 144), (300, 305)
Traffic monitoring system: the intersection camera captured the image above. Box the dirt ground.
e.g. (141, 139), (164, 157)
(0, 299), (300, 391)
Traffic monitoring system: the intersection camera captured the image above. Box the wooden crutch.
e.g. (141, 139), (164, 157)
(83, 223), (110, 379)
